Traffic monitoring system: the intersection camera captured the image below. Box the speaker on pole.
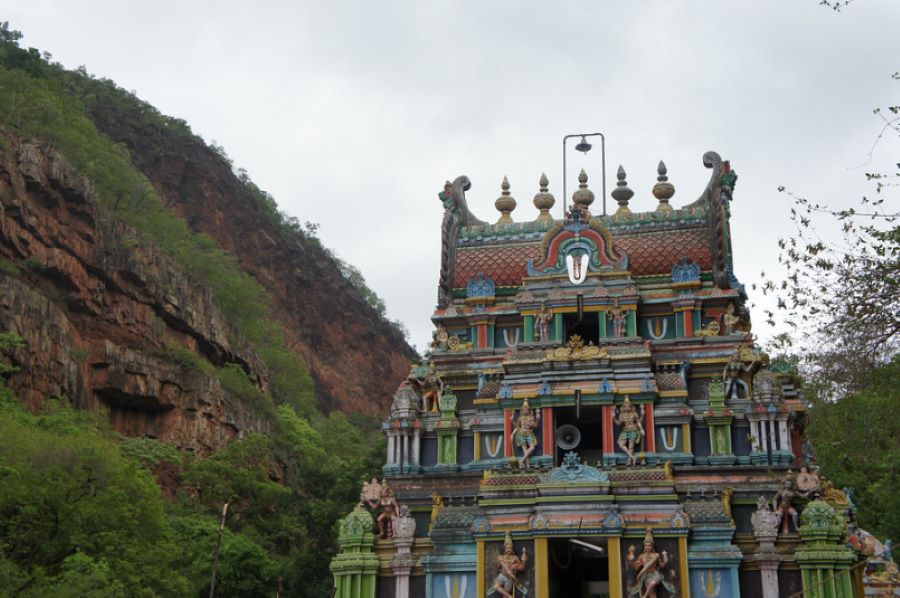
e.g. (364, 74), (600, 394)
(555, 424), (582, 450)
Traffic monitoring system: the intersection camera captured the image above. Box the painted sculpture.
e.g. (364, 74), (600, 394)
(773, 474), (799, 534)
(609, 298), (627, 337)
(488, 532), (528, 598)
(627, 528), (677, 598)
(511, 400), (541, 468)
(362, 478), (399, 539)
(615, 397), (645, 466)
(408, 360), (443, 412)
(534, 303), (552, 343)
(795, 465), (820, 498)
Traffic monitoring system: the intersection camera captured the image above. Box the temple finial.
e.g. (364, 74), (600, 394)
(653, 160), (675, 212)
(611, 165), (633, 218)
(571, 169), (595, 214)
(495, 176), (516, 224)
(532, 172), (555, 222)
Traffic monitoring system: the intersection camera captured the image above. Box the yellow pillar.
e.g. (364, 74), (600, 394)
(474, 431), (482, 460)
(534, 537), (549, 598)
(608, 536), (623, 598)
(682, 423), (692, 453)
(477, 541), (485, 598)
(678, 536), (691, 598)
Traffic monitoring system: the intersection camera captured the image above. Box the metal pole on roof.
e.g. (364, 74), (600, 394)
(562, 133), (606, 216)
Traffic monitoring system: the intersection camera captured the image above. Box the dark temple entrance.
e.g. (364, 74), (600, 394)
(563, 310), (600, 345)
(549, 537), (610, 597)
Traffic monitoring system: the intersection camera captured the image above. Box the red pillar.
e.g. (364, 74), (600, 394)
(602, 405), (615, 455)
(504, 410), (513, 457)
(477, 324), (488, 348)
(542, 408), (554, 456)
(644, 404), (656, 452)
(683, 310), (694, 337)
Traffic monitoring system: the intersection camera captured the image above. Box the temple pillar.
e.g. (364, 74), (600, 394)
(553, 313), (564, 342)
(598, 308), (608, 337)
(503, 410), (513, 458)
(412, 427), (421, 467)
(706, 377), (736, 465)
(626, 309), (637, 337)
(387, 435), (396, 465)
(601, 404), (616, 466)
(644, 404), (656, 453)
(391, 509), (417, 598)
(534, 537), (549, 597)
(541, 408), (554, 457)
(523, 315), (535, 342)
(435, 389), (459, 471)
(608, 536), (623, 598)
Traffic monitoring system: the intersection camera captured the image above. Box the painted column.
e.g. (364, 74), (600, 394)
(476, 542), (485, 598)
(387, 435), (396, 465)
(644, 404), (656, 453)
(679, 537), (691, 598)
(683, 309), (694, 337)
(524, 315), (535, 342)
(542, 408), (554, 457)
(473, 431), (481, 461)
(626, 309), (637, 337)
(553, 313), (564, 342)
(504, 410), (513, 458)
(608, 536), (623, 598)
(598, 308), (608, 337)
(534, 537), (549, 597)
(391, 509), (417, 598)
(602, 404), (616, 466)
(412, 427), (421, 467)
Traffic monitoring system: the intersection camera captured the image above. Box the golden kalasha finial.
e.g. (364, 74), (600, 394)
(533, 172), (555, 222)
(611, 165), (634, 218)
(495, 176), (516, 224)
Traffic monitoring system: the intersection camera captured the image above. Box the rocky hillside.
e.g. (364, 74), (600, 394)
(0, 31), (417, 453)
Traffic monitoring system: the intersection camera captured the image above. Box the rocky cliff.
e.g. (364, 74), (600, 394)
(82, 98), (417, 417)
(0, 129), (414, 452)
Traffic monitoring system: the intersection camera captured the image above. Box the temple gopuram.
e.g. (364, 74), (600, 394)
(330, 152), (899, 597)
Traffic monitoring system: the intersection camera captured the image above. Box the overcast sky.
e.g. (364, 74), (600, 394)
(6, 1), (899, 352)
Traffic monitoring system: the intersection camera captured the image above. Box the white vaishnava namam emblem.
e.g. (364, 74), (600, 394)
(566, 252), (589, 285)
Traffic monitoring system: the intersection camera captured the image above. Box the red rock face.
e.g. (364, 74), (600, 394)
(84, 106), (417, 416)
(0, 135), (413, 453)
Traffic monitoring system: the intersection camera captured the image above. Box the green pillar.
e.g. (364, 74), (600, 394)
(598, 309), (608, 338)
(330, 504), (378, 598)
(554, 313), (564, 342)
(795, 500), (858, 598)
(705, 377), (736, 465)
(524, 315), (535, 342)
(626, 310), (637, 337)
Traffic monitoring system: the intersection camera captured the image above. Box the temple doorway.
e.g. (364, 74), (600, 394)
(548, 537), (610, 598)
(554, 406), (603, 466)
(563, 311), (600, 345)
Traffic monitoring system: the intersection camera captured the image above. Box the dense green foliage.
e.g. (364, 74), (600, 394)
(806, 357), (900, 542)
(0, 23), (391, 595)
(0, 333), (383, 596)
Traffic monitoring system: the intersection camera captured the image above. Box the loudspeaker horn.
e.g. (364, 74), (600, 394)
(555, 424), (582, 450)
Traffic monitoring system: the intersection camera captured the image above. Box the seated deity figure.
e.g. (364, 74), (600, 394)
(488, 532), (528, 598)
(795, 465), (820, 498)
(627, 529), (677, 598)
(511, 400), (541, 468)
(615, 397), (645, 466)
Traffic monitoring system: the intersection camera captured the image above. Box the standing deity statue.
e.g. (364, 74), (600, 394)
(751, 495), (780, 536)
(511, 400), (541, 468)
(627, 529), (677, 598)
(609, 299), (627, 338)
(361, 477), (382, 508)
(408, 360), (444, 413)
(376, 480), (399, 539)
(615, 397), (645, 467)
(773, 475), (800, 534)
(535, 303), (553, 343)
(722, 349), (757, 400)
(488, 532), (528, 598)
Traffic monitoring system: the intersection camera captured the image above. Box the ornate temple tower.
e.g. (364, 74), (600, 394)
(331, 152), (884, 597)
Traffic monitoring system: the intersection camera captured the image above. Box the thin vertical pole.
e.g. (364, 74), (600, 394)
(209, 502), (229, 598)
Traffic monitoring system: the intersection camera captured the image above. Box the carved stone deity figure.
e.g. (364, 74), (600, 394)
(795, 465), (820, 498)
(511, 400), (541, 468)
(723, 350), (755, 400)
(609, 299), (627, 338)
(535, 303), (553, 343)
(751, 495), (780, 537)
(627, 528), (677, 598)
(773, 475), (799, 534)
(361, 477), (382, 508)
(393, 504), (416, 540)
(723, 303), (741, 336)
(376, 480), (399, 539)
(408, 360), (443, 413)
(432, 323), (450, 351)
(615, 397), (645, 467)
(488, 532), (528, 598)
